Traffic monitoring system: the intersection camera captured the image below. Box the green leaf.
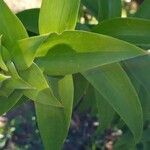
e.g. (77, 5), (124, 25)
(0, 61), (33, 96)
(114, 131), (136, 150)
(0, 90), (22, 115)
(76, 84), (97, 114)
(126, 71), (150, 121)
(95, 90), (115, 131)
(12, 34), (49, 70)
(0, 73), (10, 83)
(124, 55), (150, 120)
(0, 36), (8, 71)
(17, 9), (39, 34)
(92, 18), (150, 49)
(82, 0), (121, 21)
(0, 0), (28, 50)
(134, 0), (150, 19)
(73, 73), (89, 106)
(98, 0), (121, 21)
(57, 75), (74, 132)
(39, 0), (80, 34)
(82, 63), (143, 142)
(81, 0), (99, 18)
(19, 63), (61, 107)
(124, 55), (150, 93)
(138, 86), (150, 121)
(35, 75), (74, 150)
(33, 31), (145, 75)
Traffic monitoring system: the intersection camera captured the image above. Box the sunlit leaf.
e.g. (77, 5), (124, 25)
(12, 35), (48, 70)
(33, 31), (145, 75)
(0, 0), (28, 50)
(39, 0), (80, 34)
(18, 63), (61, 107)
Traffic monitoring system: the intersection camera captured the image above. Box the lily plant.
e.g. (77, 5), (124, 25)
(0, 0), (149, 149)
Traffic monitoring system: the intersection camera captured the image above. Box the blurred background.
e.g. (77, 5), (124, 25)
(0, 0), (145, 150)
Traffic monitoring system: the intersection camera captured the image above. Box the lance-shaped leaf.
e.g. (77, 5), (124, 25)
(77, 84), (98, 115)
(73, 73), (89, 106)
(0, 0), (28, 50)
(17, 9), (39, 34)
(123, 55), (150, 120)
(98, 0), (121, 21)
(82, 63), (143, 142)
(39, 1), (77, 149)
(0, 36), (8, 71)
(0, 90), (22, 115)
(114, 131), (136, 150)
(19, 63), (61, 107)
(39, 0), (80, 34)
(125, 72), (150, 121)
(138, 86), (150, 121)
(0, 73), (10, 83)
(4, 61), (33, 89)
(134, 0), (150, 19)
(33, 31), (145, 75)
(0, 51), (7, 71)
(35, 75), (74, 150)
(95, 90), (115, 131)
(92, 18), (150, 49)
(82, 0), (99, 18)
(12, 35), (49, 70)
(124, 55), (150, 94)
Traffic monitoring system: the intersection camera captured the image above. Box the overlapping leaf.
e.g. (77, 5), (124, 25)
(32, 31), (145, 75)
(82, 63), (143, 142)
(92, 18), (150, 49)
(82, 0), (99, 18)
(0, 90), (22, 115)
(19, 63), (61, 107)
(35, 75), (74, 150)
(134, 0), (150, 19)
(95, 90), (115, 131)
(98, 0), (121, 21)
(39, 0), (80, 34)
(0, 0), (28, 50)
(17, 9), (39, 34)
(0, 0), (148, 149)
